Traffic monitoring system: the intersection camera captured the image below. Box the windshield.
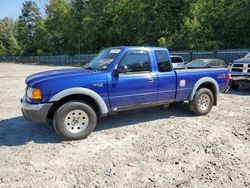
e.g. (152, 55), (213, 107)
(245, 52), (250, 58)
(84, 48), (121, 71)
(187, 59), (209, 68)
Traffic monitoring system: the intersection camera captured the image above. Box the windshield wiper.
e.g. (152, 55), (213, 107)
(84, 66), (95, 70)
(84, 66), (103, 71)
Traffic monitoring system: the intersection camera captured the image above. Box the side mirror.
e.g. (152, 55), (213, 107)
(115, 65), (128, 75)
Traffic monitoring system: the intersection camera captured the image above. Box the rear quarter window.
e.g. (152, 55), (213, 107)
(155, 51), (171, 72)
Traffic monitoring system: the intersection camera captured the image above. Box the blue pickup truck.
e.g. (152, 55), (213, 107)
(21, 46), (230, 140)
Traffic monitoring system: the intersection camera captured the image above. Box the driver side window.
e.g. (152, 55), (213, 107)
(120, 51), (151, 73)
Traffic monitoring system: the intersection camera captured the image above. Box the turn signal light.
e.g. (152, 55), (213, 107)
(32, 88), (42, 99)
(27, 87), (42, 100)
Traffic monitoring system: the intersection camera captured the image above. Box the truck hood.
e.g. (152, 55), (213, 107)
(26, 68), (101, 86)
(234, 58), (250, 64)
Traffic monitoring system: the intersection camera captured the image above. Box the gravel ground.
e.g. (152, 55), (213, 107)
(0, 63), (249, 188)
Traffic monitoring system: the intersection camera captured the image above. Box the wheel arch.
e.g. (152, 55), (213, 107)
(47, 88), (108, 120)
(189, 77), (219, 105)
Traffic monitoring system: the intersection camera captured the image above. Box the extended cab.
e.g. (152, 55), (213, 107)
(21, 47), (230, 140)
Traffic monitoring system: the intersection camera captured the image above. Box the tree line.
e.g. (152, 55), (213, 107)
(0, 0), (249, 56)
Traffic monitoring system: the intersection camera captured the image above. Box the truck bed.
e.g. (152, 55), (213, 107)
(174, 68), (229, 101)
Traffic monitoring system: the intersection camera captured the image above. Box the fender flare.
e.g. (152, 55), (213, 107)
(189, 77), (219, 102)
(49, 87), (109, 115)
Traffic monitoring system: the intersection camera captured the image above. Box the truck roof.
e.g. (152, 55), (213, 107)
(110, 46), (169, 51)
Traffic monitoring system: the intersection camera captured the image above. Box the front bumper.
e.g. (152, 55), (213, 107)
(231, 76), (250, 81)
(21, 97), (53, 123)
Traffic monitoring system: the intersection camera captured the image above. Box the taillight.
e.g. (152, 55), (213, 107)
(226, 73), (231, 83)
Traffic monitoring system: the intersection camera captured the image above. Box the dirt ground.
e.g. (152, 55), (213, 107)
(0, 63), (249, 188)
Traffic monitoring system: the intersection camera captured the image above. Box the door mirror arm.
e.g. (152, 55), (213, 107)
(114, 65), (128, 75)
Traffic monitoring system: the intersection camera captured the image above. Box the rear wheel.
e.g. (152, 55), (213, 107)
(53, 101), (97, 140)
(188, 88), (214, 116)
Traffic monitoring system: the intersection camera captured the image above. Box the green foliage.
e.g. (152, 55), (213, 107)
(179, 0), (250, 50)
(0, 18), (21, 55)
(158, 37), (168, 48)
(16, 0), (44, 55)
(45, 0), (76, 55)
(219, 0), (250, 48)
(0, 0), (249, 55)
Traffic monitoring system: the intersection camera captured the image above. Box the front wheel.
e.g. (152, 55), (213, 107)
(53, 101), (97, 140)
(188, 88), (214, 116)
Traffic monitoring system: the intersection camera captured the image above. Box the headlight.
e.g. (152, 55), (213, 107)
(27, 87), (42, 100)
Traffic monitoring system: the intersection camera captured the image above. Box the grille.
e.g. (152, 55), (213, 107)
(233, 64), (243, 68)
(232, 64), (243, 72)
(232, 68), (242, 72)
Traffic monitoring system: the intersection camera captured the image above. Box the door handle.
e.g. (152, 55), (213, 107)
(147, 77), (154, 82)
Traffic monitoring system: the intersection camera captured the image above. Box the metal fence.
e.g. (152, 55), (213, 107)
(0, 49), (249, 65)
(171, 49), (250, 64)
(0, 54), (96, 66)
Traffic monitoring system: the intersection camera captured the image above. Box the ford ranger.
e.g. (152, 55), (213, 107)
(21, 47), (230, 140)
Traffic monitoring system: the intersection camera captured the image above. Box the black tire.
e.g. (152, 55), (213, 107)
(188, 88), (214, 116)
(53, 101), (97, 140)
(187, 102), (195, 113)
(229, 80), (239, 90)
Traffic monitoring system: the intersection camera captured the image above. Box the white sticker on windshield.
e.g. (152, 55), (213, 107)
(109, 49), (121, 54)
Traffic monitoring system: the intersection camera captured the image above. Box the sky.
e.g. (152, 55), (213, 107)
(0, 0), (47, 20)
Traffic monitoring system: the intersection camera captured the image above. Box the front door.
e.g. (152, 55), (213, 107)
(108, 50), (158, 109)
